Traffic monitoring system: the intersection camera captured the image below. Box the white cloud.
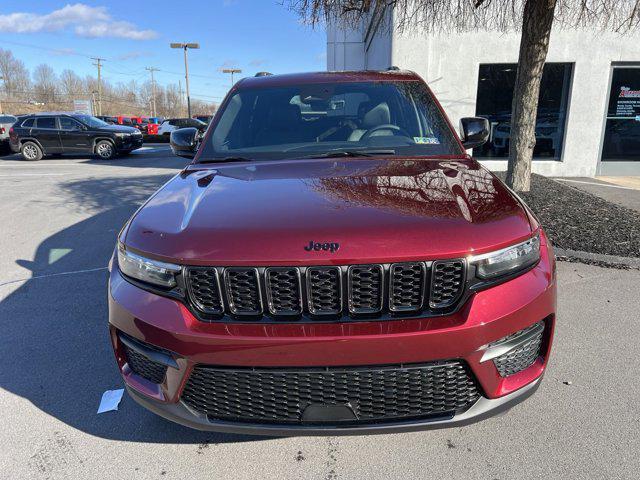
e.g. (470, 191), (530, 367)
(0, 3), (158, 40)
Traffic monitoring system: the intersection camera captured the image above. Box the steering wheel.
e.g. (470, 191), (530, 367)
(361, 124), (412, 141)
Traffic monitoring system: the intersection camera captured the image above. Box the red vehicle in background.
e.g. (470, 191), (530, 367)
(117, 116), (134, 127)
(115, 116), (160, 135)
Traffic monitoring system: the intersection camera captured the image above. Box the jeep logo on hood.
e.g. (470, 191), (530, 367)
(304, 241), (340, 253)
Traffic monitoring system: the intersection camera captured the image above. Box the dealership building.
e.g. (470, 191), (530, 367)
(327, 14), (640, 176)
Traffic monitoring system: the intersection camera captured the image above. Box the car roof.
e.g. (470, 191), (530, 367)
(236, 69), (421, 89)
(24, 112), (88, 117)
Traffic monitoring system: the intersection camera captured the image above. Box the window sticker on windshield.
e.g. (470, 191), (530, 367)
(413, 136), (440, 144)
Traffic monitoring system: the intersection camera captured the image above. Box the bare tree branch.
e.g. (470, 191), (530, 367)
(288, 0), (640, 33)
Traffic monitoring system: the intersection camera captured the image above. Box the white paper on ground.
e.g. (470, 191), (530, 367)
(97, 389), (124, 414)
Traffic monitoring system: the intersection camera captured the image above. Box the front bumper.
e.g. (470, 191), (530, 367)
(108, 239), (556, 435)
(115, 135), (143, 152)
(126, 376), (541, 435)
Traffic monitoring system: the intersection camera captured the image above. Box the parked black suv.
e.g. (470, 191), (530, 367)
(9, 113), (143, 160)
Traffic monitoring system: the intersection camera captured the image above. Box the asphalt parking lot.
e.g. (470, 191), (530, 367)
(1, 146), (639, 480)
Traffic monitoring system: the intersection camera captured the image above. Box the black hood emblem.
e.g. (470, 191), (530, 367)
(304, 241), (340, 253)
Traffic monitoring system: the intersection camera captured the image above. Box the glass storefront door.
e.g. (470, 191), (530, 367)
(601, 66), (640, 164)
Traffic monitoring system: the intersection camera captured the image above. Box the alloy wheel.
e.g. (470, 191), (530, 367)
(97, 143), (113, 159)
(23, 144), (37, 160)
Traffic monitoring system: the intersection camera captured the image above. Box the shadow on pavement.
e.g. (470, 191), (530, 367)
(0, 173), (265, 444)
(0, 145), (191, 170)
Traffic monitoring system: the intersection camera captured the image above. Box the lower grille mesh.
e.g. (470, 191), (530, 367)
(123, 345), (167, 384)
(181, 361), (480, 425)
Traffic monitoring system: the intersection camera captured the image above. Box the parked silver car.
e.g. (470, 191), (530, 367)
(0, 115), (17, 155)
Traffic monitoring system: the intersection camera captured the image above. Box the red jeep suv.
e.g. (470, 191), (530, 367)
(109, 70), (556, 435)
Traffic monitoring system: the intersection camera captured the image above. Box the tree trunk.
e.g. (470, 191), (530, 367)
(506, 0), (557, 192)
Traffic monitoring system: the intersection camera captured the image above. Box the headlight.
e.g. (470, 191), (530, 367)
(114, 132), (130, 138)
(470, 233), (540, 279)
(117, 243), (180, 287)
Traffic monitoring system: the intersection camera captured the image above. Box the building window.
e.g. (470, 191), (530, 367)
(474, 63), (573, 160)
(601, 66), (640, 162)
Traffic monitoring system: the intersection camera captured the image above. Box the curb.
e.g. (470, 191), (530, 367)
(554, 247), (640, 270)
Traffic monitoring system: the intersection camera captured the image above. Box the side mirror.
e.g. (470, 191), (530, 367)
(170, 127), (199, 159)
(460, 117), (490, 150)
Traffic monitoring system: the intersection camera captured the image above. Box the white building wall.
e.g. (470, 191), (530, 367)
(327, 23), (365, 70)
(328, 21), (640, 177)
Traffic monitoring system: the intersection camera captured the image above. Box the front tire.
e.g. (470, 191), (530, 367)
(21, 141), (43, 161)
(95, 140), (116, 160)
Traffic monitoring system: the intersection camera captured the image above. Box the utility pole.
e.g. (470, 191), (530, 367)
(170, 43), (199, 118)
(91, 91), (97, 115)
(91, 57), (105, 115)
(222, 68), (242, 88)
(145, 67), (159, 117)
(0, 75), (4, 114)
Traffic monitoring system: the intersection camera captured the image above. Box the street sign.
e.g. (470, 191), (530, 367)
(73, 99), (93, 115)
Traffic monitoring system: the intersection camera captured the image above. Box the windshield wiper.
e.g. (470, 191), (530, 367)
(302, 149), (396, 159)
(197, 156), (254, 164)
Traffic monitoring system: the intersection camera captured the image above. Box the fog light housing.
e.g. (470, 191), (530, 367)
(482, 321), (545, 377)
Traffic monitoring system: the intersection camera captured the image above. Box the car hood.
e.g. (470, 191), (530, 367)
(124, 158), (534, 265)
(99, 124), (139, 134)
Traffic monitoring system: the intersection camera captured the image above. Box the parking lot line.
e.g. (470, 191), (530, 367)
(0, 173), (67, 177)
(0, 164), (88, 167)
(0, 266), (107, 288)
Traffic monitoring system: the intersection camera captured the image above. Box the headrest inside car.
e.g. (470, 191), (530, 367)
(362, 102), (390, 128)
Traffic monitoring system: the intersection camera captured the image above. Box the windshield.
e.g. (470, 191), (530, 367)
(199, 81), (462, 161)
(75, 115), (110, 128)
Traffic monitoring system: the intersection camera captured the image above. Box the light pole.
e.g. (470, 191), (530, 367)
(0, 75), (4, 114)
(170, 43), (199, 118)
(222, 68), (242, 88)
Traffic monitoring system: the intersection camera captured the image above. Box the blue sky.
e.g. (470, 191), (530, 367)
(0, 1), (327, 103)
